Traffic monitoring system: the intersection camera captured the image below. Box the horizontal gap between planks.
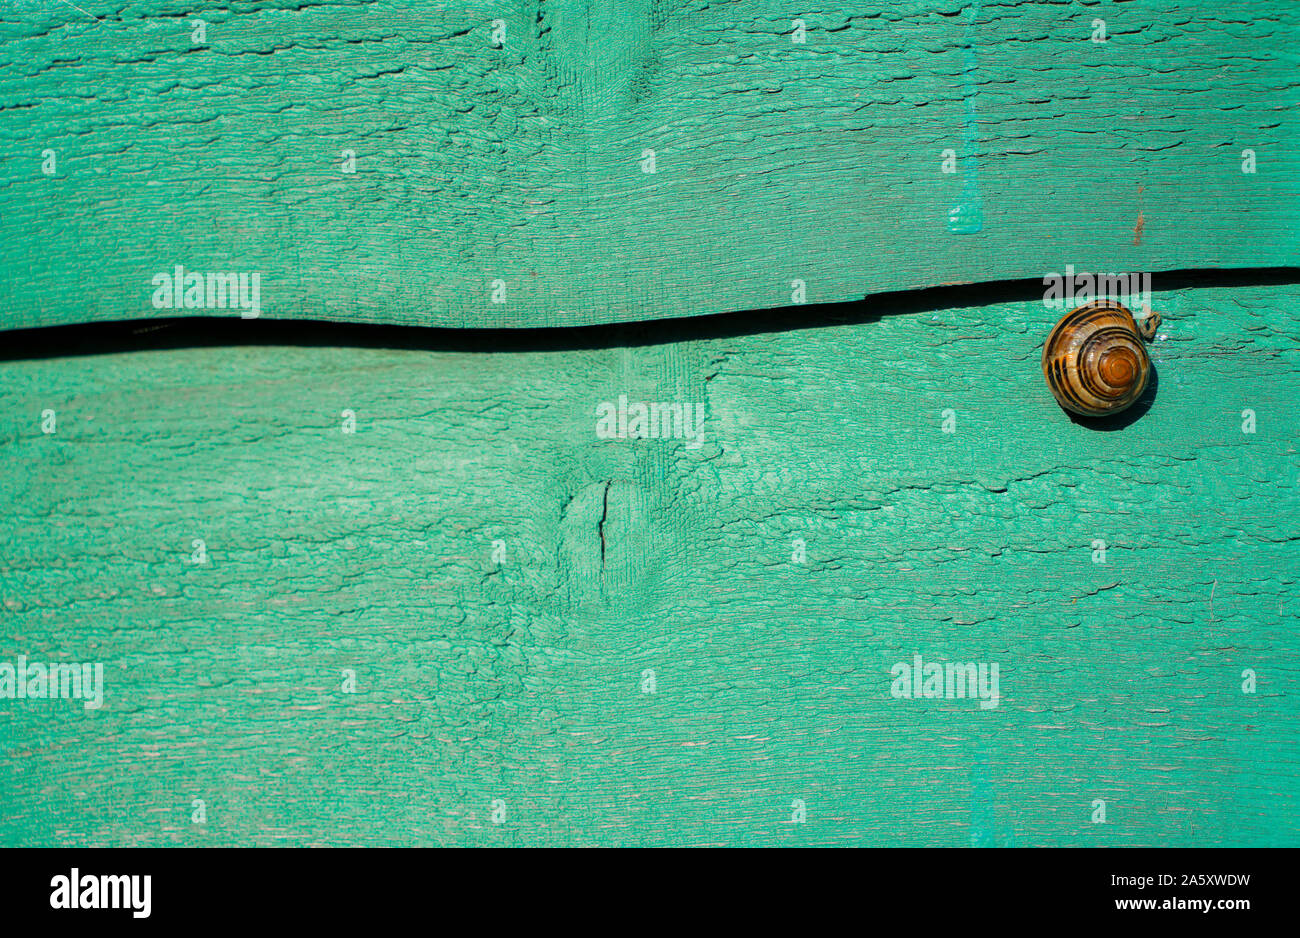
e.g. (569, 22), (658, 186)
(1, 266), (1297, 362)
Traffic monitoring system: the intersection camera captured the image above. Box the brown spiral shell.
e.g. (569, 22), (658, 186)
(1042, 300), (1154, 417)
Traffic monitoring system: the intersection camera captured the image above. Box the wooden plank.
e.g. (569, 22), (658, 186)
(0, 0), (1296, 332)
(1, 282), (1296, 845)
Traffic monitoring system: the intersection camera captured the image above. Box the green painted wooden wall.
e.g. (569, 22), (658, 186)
(0, 0), (1297, 848)
(1, 283), (1296, 846)
(0, 0), (1296, 330)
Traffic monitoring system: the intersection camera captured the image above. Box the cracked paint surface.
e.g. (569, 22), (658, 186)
(0, 282), (1295, 846)
(0, 0), (1295, 331)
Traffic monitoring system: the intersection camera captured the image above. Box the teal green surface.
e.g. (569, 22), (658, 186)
(0, 283), (1296, 845)
(0, 0), (1297, 331)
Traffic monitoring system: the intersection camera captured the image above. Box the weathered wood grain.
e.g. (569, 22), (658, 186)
(1, 282), (1296, 846)
(0, 0), (1297, 331)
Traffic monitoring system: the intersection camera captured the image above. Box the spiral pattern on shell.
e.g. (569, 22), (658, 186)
(1042, 300), (1152, 417)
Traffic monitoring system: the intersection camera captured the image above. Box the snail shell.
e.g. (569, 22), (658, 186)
(1043, 300), (1154, 417)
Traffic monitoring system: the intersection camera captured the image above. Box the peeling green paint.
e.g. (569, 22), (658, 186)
(0, 284), (1295, 846)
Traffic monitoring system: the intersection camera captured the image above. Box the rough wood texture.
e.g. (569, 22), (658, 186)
(0, 0), (1296, 331)
(1, 283), (1296, 846)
